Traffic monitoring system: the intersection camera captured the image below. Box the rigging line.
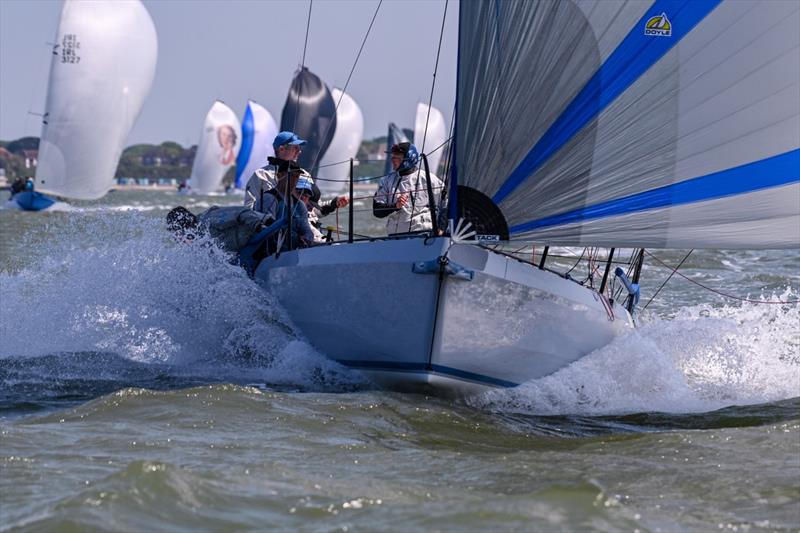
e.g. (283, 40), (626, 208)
(643, 250), (693, 310)
(564, 247), (587, 277)
(293, 0), (314, 134)
(643, 250), (800, 306)
(418, 0), (449, 158)
(310, 0), (383, 171)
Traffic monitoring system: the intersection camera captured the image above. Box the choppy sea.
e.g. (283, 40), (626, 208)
(1, 189), (798, 531)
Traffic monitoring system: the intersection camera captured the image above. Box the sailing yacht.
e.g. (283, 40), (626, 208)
(187, 100), (241, 195)
(317, 88), (364, 197)
(254, 0), (799, 395)
(234, 100), (278, 191)
(34, 0), (157, 203)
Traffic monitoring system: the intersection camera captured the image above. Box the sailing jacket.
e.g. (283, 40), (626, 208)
(244, 165), (279, 213)
(373, 168), (444, 234)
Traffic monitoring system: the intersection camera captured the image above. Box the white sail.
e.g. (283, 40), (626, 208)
(35, 0), (157, 200)
(188, 101), (241, 195)
(316, 88), (364, 196)
(414, 102), (447, 175)
(235, 100), (278, 189)
(455, 0), (800, 249)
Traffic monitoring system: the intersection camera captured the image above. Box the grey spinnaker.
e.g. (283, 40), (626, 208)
(453, 0), (800, 249)
(280, 67), (337, 173)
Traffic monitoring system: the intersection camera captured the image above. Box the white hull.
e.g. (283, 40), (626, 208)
(254, 237), (632, 395)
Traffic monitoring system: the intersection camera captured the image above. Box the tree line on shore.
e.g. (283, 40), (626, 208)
(0, 136), (393, 184)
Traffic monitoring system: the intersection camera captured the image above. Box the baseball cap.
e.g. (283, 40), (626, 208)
(273, 131), (308, 150)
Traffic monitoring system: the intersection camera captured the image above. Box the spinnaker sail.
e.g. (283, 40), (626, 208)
(280, 67), (337, 173)
(414, 102), (447, 175)
(35, 0), (157, 200)
(453, 0), (799, 249)
(316, 88), (364, 196)
(188, 100), (241, 194)
(235, 100), (278, 189)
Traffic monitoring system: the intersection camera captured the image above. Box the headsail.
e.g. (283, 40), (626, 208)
(414, 102), (447, 174)
(384, 123), (409, 177)
(235, 100), (278, 189)
(188, 100), (241, 194)
(454, 0), (799, 249)
(35, 0), (157, 200)
(316, 88), (364, 196)
(280, 67), (337, 173)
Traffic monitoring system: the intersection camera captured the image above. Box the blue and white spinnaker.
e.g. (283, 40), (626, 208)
(235, 100), (278, 190)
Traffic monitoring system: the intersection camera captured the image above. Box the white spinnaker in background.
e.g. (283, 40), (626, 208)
(414, 103), (447, 175)
(235, 100), (278, 189)
(35, 0), (157, 200)
(188, 101), (241, 194)
(316, 88), (364, 196)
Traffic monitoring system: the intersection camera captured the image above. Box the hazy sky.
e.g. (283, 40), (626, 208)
(0, 0), (458, 147)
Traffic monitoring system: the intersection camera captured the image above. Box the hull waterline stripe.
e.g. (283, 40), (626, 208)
(509, 148), (800, 234)
(235, 104), (255, 188)
(492, 0), (722, 204)
(335, 359), (519, 388)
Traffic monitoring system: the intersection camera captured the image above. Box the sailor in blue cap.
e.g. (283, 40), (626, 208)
(244, 131), (307, 213)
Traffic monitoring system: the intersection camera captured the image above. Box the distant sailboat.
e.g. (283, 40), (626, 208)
(316, 88), (364, 196)
(413, 102), (447, 174)
(187, 100), (241, 195)
(235, 100), (278, 190)
(34, 0), (157, 202)
(280, 67), (337, 173)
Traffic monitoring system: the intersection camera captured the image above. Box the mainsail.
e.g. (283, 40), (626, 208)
(188, 100), (241, 194)
(35, 0), (157, 200)
(414, 102), (447, 174)
(235, 100), (278, 189)
(316, 88), (364, 196)
(454, 0), (799, 249)
(280, 67), (337, 173)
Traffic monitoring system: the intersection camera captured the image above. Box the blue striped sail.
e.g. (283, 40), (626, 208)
(453, 0), (799, 249)
(235, 100), (278, 189)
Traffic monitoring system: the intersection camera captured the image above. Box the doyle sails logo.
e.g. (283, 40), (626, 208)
(644, 12), (672, 37)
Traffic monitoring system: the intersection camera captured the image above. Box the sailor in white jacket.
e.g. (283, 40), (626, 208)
(373, 142), (443, 235)
(244, 131), (306, 212)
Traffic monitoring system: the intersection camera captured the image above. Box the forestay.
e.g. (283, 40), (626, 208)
(35, 0), (157, 200)
(454, 0), (799, 249)
(235, 101), (278, 190)
(188, 100), (241, 194)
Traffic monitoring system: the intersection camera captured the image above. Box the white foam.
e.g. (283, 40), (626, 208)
(0, 211), (363, 390)
(470, 292), (800, 415)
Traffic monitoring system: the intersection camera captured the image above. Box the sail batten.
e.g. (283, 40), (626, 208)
(456, 0), (800, 249)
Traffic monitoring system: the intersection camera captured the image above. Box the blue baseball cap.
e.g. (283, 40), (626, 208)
(273, 131), (307, 150)
(295, 177), (313, 194)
